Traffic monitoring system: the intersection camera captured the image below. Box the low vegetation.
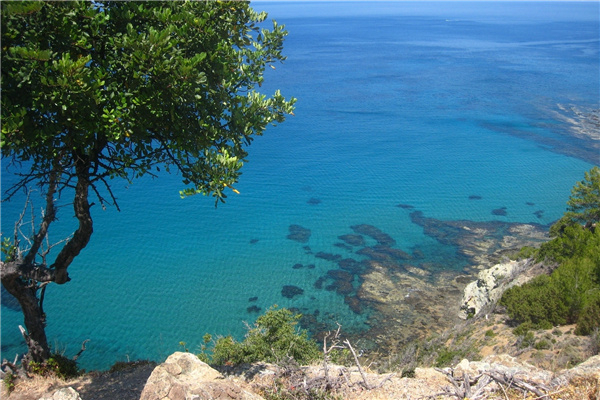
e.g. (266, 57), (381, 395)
(198, 306), (321, 366)
(500, 167), (600, 335)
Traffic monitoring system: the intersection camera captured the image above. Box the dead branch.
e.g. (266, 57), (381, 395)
(486, 371), (549, 399)
(72, 339), (90, 361)
(344, 339), (371, 390)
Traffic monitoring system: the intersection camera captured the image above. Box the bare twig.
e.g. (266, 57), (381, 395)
(344, 339), (371, 390)
(72, 339), (90, 361)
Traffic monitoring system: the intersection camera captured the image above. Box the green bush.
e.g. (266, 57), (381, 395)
(484, 329), (496, 338)
(518, 332), (536, 349)
(28, 353), (79, 379)
(500, 275), (569, 328)
(575, 291), (600, 335)
(534, 339), (551, 350)
(511, 246), (538, 261)
(500, 212), (600, 334)
(207, 306), (320, 366)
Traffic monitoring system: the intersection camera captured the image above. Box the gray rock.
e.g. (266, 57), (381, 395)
(458, 259), (531, 319)
(38, 387), (81, 400)
(553, 354), (600, 386)
(140, 352), (264, 400)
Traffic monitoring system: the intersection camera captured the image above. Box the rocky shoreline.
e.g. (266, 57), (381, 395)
(312, 212), (551, 357)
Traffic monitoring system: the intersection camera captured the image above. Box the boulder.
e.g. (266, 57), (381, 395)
(38, 387), (81, 400)
(553, 355), (600, 386)
(458, 259), (530, 319)
(140, 352), (263, 400)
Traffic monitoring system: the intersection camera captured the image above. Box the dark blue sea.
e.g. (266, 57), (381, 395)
(1, 1), (598, 370)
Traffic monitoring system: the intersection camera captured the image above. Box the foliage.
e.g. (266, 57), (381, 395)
(261, 379), (343, 400)
(1, 0), (294, 363)
(1, 1), (295, 203)
(549, 166), (600, 237)
(575, 291), (600, 335)
(510, 245), (538, 261)
(204, 306), (321, 366)
(500, 167), (600, 335)
(2, 373), (16, 394)
(28, 353), (79, 379)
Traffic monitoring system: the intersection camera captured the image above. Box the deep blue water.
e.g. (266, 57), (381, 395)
(1, 1), (598, 371)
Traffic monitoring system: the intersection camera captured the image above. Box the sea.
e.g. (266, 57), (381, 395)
(1, 1), (598, 371)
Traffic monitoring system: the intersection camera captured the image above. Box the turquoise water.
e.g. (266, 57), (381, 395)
(1, 2), (598, 371)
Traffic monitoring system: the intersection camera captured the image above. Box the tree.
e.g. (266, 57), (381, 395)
(1, 1), (295, 366)
(550, 166), (600, 237)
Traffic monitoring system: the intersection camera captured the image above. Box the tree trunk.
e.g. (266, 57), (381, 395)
(1, 275), (50, 364)
(0, 155), (94, 366)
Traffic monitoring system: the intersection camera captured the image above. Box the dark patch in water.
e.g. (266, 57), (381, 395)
(468, 195), (482, 200)
(409, 210), (548, 267)
(307, 264), (316, 269)
(534, 210), (545, 219)
(334, 242), (354, 252)
(315, 252), (342, 262)
(326, 269), (353, 281)
(412, 248), (425, 259)
(287, 224), (311, 243)
(396, 204), (415, 209)
(292, 263), (304, 269)
(307, 197), (322, 205)
(338, 234), (365, 247)
(248, 296), (258, 302)
(526, 202), (535, 206)
(351, 224), (396, 246)
(249, 238), (259, 244)
(357, 245), (412, 263)
(247, 305), (261, 313)
(281, 285), (304, 299)
(338, 258), (363, 274)
(344, 295), (363, 314)
(303, 245), (312, 254)
(314, 277), (325, 289)
(492, 207), (507, 216)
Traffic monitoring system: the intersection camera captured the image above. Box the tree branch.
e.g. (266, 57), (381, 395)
(50, 155), (94, 284)
(23, 167), (59, 266)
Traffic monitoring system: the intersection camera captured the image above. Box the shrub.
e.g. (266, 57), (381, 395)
(28, 353), (79, 379)
(500, 275), (568, 328)
(575, 291), (600, 335)
(517, 332), (536, 349)
(534, 339), (551, 350)
(208, 306), (320, 366)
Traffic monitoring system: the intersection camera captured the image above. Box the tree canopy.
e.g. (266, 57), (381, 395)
(1, 0), (294, 365)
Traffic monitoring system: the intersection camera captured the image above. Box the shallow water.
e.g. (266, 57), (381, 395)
(1, 1), (598, 370)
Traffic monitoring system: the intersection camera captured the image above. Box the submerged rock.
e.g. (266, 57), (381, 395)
(338, 234), (366, 247)
(345, 295), (363, 314)
(350, 224), (396, 246)
(247, 305), (261, 313)
(307, 197), (322, 205)
(287, 224), (311, 243)
(315, 252), (342, 261)
(492, 207), (507, 216)
(281, 285), (304, 299)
